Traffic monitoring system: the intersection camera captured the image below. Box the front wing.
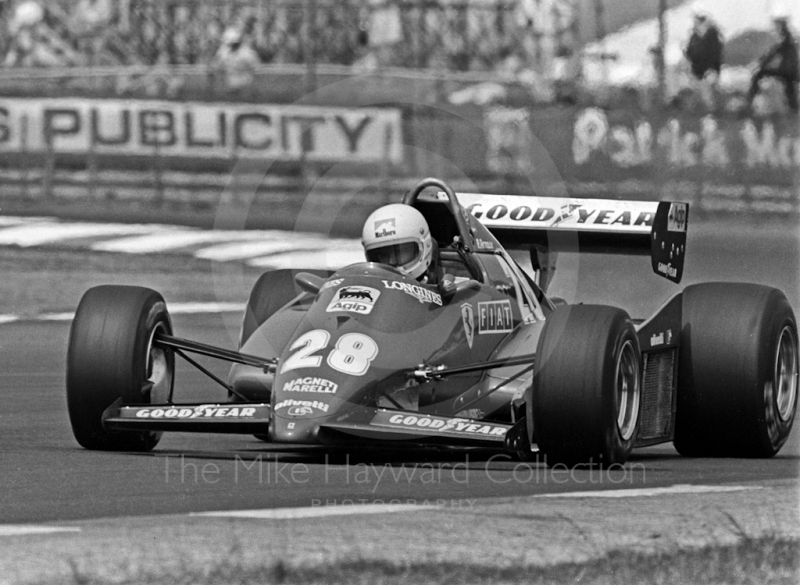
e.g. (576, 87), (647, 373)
(102, 399), (272, 434)
(319, 410), (514, 447)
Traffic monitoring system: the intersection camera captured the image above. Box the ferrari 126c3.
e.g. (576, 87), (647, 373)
(66, 178), (798, 465)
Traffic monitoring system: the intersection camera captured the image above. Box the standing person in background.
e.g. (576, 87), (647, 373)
(684, 11), (723, 110)
(3, 0), (80, 67)
(212, 27), (261, 99)
(353, 0), (402, 71)
(70, 0), (113, 65)
(748, 16), (799, 113)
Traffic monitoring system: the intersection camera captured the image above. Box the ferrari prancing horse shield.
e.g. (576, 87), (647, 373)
(461, 303), (474, 349)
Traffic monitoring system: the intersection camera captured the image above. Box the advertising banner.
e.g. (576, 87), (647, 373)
(0, 98), (403, 163)
(483, 106), (799, 216)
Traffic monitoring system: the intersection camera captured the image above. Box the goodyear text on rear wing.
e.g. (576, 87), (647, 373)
(431, 192), (688, 284)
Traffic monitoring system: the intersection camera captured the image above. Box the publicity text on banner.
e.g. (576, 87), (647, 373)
(0, 98), (403, 163)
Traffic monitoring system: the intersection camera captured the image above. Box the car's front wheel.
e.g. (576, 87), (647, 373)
(530, 305), (641, 467)
(66, 285), (174, 451)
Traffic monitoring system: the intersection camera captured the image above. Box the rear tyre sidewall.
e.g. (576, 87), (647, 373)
(66, 285), (174, 451)
(674, 283), (798, 457)
(531, 305), (641, 468)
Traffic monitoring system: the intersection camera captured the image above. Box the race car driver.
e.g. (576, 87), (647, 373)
(361, 204), (441, 284)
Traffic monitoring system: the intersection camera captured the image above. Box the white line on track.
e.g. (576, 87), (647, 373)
(196, 239), (323, 261)
(167, 302), (246, 314)
(533, 484), (762, 499)
(0, 222), (156, 247)
(91, 231), (240, 254)
(37, 312), (77, 321)
(0, 217), (41, 227)
(191, 503), (425, 520)
(0, 217), (363, 265)
(0, 525), (80, 536)
(248, 249), (364, 269)
(0, 302), (246, 325)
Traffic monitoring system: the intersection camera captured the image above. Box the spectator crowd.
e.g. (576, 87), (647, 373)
(0, 0), (576, 73)
(0, 0), (796, 113)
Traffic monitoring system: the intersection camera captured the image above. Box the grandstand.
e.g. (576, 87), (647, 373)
(0, 1), (575, 72)
(0, 1), (587, 109)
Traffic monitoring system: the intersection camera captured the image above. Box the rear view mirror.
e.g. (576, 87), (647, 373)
(295, 272), (324, 294)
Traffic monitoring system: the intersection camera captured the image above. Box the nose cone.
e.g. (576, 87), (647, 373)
(269, 414), (321, 443)
(269, 373), (344, 444)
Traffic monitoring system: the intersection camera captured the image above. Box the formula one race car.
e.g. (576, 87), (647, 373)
(66, 178), (798, 465)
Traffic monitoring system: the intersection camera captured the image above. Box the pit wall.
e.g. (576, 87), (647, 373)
(0, 97), (797, 222)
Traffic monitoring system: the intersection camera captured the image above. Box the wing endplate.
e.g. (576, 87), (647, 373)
(650, 201), (688, 284)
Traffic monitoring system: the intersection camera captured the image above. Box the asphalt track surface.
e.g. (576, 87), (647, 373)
(1, 220), (799, 527)
(2, 312), (798, 525)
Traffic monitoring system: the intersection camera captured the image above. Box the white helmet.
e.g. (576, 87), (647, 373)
(362, 204), (433, 280)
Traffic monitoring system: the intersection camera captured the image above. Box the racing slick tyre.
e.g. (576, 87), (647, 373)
(240, 269), (332, 347)
(531, 305), (641, 467)
(674, 283), (798, 458)
(66, 285), (174, 451)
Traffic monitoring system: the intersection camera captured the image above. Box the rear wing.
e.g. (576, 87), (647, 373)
(456, 193), (688, 284)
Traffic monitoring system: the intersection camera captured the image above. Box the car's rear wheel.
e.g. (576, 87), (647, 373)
(67, 285), (174, 451)
(530, 305), (641, 467)
(674, 283), (798, 457)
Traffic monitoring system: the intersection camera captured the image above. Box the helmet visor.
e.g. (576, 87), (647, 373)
(366, 242), (420, 268)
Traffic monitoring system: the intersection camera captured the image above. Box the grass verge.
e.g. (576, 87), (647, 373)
(57, 534), (799, 585)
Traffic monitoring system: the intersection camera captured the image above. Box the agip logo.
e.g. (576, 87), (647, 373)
(326, 286), (381, 315)
(667, 203), (688, 232)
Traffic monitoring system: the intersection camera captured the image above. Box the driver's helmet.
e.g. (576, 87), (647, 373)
(361, 204), (433, 280)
